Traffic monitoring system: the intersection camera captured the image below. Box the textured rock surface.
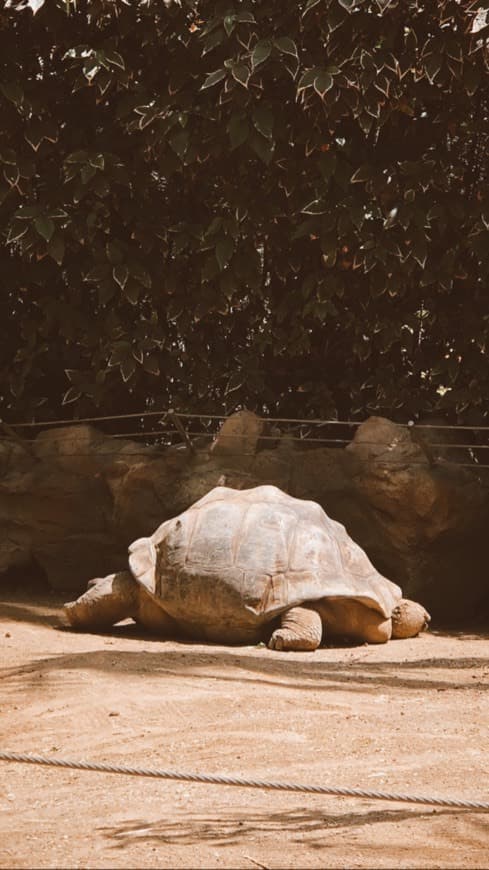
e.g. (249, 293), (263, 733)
(210, 409), (265, 455)
(342, 417), (488, 616)
(0, 413), (487, 622)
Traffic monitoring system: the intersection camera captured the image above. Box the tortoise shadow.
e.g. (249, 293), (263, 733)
(2, 593), (489, 694)
(0, 598), (63, 627)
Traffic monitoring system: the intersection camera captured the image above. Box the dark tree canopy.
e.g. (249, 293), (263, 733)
(1, 0), (488, 424)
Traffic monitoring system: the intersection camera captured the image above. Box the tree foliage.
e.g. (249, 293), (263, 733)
(1, 0), (489, 423)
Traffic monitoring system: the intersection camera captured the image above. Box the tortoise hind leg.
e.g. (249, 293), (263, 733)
(268, 606), (322, 651)
(63, 571), (137, 629)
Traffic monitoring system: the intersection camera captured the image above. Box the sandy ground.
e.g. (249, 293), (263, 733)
(0, 589), (488, 870)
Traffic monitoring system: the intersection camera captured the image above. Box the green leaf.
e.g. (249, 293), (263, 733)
(169, 129), (189, 159)
(103, 49), (125, 70)
(205, 216), (223, 237)
(84, 263), (110, 282)
(297, 68), (319, 91)
(249, 133), (275, 164)
(106, 241), (124, 264)
(14, 205), (40, 220)
(202, 28), (225, 56)
(320, 232), (337, 267)
(281, 53), (300, 80)
(252, 104), (274, 139)
(424, 54), (442, 83)
(124, 281), (141, 305)
(113, 264), (129, 291)
(220, 269), (236, 300)
(360, 238), (376, 251)
(216, 237), (234, 270)
(463, 64), (480, 96)
(251, 40), (272, 70)
(7, 223), (29, 244)
(228, 114), (249, 149)
(81, 164), (97, 185)
(225, 371), (244, 394)
(301, 199), (327, 215)
(413, 239), (428, 269)
(47, 232), (65, 265)
(314, 72), (334, 98)
(64, 369), (84, 386)
(120, 358), (136, 383)
(47, 207), (69, 220)
(65, 150), (89, 164)
(89, 153), (105, 170)
(350, 165), (372, 183)
(236, 10), (256, 23)
(62, 387), (82, 406)
(1, 82), (24, 106)
(3, 166), (19, 187)
(274, 37), (298, 58)
(291, 218), (316, 240)
(201, 254), (219, 282)
(318, 151), (337, 182)
(30, 0), (46, 14)
(302, 0), (321, 15)
(25, 125), (46, 152)
(143, 354), (160, 376)
(98, 281), (116, 305)
(384, 208), (398, 229)
(130, 264), (152, 289)
(108, 343), (131, 367)
(223, 14), (236, 36)
(201, 68), (226, 90)
(34, 216), (55, 242)
(0, 148), (18, 166)
(232, 64), (250, 88)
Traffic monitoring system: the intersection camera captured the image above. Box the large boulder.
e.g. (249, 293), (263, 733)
(341, 417), (488, 618)
(0, 426), (129, 590)
(210, 409), (265, 456)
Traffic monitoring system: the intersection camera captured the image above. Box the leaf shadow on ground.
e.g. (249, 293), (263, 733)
(2, 644), (488, 695)
(98, 805), (482, 852)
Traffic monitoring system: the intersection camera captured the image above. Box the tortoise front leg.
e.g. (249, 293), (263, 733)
(63, 571), (137, 629)
(268, 606), (322, 651)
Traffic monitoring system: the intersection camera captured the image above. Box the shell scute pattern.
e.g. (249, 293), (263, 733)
(137, 485), (402, 628)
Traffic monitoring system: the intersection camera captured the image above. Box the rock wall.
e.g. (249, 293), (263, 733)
(1, 413), (487, 623)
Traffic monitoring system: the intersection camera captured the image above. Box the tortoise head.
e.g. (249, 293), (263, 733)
(391, 599), (431, 639)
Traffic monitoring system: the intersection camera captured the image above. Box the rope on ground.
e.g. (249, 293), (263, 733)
(0, 751), (488, 810)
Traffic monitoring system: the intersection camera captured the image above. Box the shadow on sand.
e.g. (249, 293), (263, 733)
(99, 804), (483, 852)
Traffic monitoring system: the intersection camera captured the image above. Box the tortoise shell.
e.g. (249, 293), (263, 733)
(128, 485), (401, 643)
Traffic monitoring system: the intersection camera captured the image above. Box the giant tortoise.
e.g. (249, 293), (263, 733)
(63, 485), (430, 650)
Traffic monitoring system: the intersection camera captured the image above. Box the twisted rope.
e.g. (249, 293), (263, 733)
(1, 751), (488, 810)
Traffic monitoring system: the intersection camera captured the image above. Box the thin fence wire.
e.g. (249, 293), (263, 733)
(6, 432), (489, 453)
(1, 451), (488, 468)
(2, 410), (489, 469)
(6, 409), (489, 431)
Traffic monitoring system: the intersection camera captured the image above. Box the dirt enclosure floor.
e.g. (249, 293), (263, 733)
(0, 590), (488, 870)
